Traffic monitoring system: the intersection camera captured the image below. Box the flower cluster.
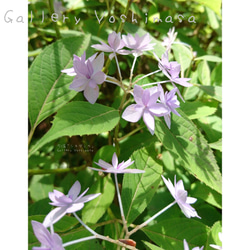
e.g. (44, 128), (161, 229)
(62, 30), (191, 135)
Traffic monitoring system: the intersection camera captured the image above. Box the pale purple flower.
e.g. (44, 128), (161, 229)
(183, 239), (204, 250)
(122, 33), (155, 56)
(158, 84), (180, 129)
(155, 51), (192, 88)
(89, 152), (145, 174)
(122, 85), (169, 135)
(162, 175), (201, 219)
(43, 181), (101, 228)
(91, 31), (130, 60)
(210, 232), (222, 249)
(61, 52), (106, 104)
(162, 27), (177, 51)
(31, 220), (65, 250)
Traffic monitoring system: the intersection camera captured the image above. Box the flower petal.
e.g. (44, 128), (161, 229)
(143, 109), (155, 135)
(122, 104), (144, 122)
(84, 85), (99, 104)
(43, 207), (67, 228)
(68, 180), (81, 200)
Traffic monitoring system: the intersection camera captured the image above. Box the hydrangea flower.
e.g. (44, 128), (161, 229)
(91, 31), (130, 60)
(183, 239), (204, 250)
(122, 84), (169, 135)
(122, 33), (155, 56)
(61, 52), (106, 104)
(158, 84), (180, 129)
(162, 175), (200, 219)
(43, 181), (101, 228)
(156, 51), (192, 88)
(162, 27), (177, 51)
(31, 220), (65, 250)
(210, 232), (222, 249)
(89, 152), (145, 174)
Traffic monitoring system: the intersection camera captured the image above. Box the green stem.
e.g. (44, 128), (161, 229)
(48, 0), (61, 39)
(117, 125), (144, 142)
(28, 165), (86, 176)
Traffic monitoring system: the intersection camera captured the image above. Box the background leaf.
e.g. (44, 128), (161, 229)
(29, 102), (120, 156)
(154, 110), (222, 194)
(28, 34), (91, 131)
(81, 175), (115, 225)
(122, 147), (163, 225)
(143, 218), (209, 249)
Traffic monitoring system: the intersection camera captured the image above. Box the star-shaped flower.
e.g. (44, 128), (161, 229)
(61, 52), (106, 104)
(89, 152), (145, 174)
(162, 27), (177, 51)
(162, 175), (201, 219)
(91, 31), (130, 60)
(122, 84), (169, 135)
(122, 33), (155, 56)
(183, 239), (204, 250)
(158, 84), (180, 129)
(31, 220), (65, 250)
(155, 51), (192, 88)
(43, 181), (101, 228)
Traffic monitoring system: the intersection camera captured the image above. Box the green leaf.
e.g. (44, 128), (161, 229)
(191, 182), (222, 209)
(181, 101), (217, 119)
(143, 241), (165, 250)
(154, 110), (222, 194)
(209, 138), (222, 151)
(28, 34), (91, 130)
(198, 60), (211, 85)
(172, 44), (193, 74)
(143, 218), (209, 249)
(195, 55), (222, 63)
(191, 0), (221, 17)
(29, 174), (54, 202)
(197, 115), (222, 142)
(206, 221), (222, 249)
(122, 147), (163, 225)
(81, 175), (115, 225)
(197, 85), (222, 102)
(29, 102), (120, 156)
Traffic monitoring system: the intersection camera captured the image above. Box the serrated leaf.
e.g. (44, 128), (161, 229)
(122, 147), (163, 225)
(29, 102), (120, 156)
(28, 34), (91, 130)
(181, 101), (217, 119)
(191, 182), (222, 209)
(143, 218), (209, 249)
(81, 175), (115, 225)
(154, 110), (222, 194)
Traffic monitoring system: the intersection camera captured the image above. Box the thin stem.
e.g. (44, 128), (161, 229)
(48, 0), (61, 39)
(114, 173), (128, 235)
(117, 125), (144, 142)
(73, 212), (97, 236)
(63, 236), (97, 247)
(114, 53), (123, 83)
(127, 201), (176, 237)
(28, 165), (86, 176)
(141, 80), (171, 88)
(129, 55), (138, 86)
(132, 69), (162, 85)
